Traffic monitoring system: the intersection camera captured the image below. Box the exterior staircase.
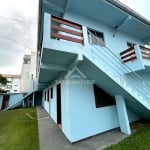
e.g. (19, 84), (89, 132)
(6, 91), (35, 110)
(78, 30), (150, 119)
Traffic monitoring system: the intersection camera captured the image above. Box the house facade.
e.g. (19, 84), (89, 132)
(37, 0), (150, 142)
(0, 74), (21, 93)
(0, 93), (24, 110)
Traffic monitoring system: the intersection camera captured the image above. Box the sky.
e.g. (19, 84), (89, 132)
(119, 0), (150, 19)
(0, 0), (38, 75)
(0, 0), (149, 75)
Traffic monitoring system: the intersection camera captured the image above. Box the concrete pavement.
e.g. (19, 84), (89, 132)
(37, 107), (127, 150)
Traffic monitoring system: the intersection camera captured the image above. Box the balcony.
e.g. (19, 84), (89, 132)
(38, 13), (149, 87)
(120, 45), (150, 73)
(38, 13), (86, 88)
(51, 16), (84, 45)
(42, 13), (86, 53)
(140, 46), (150, 60)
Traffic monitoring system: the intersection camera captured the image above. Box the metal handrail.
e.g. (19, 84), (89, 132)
(87, 29), (150, 103)
(90, 45), (149, 99)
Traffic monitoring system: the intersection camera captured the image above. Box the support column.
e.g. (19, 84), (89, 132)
(115, 95), (131, 135)
(82, 26), (89, 46)
(22, 100), (24, 108)
(27, 97), (30, 107)
(134, 45), (145, 68)
(32, 93), (35, 107)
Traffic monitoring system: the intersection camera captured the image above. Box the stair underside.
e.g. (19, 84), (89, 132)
(77, 57), (150, 119)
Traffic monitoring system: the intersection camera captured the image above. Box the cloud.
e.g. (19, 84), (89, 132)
(119, 0), (150, 20)
(0, 0), (38, 75)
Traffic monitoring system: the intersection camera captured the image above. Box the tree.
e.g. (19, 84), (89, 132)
(0, 74), (8, 93)
(0, 74), (8, 85)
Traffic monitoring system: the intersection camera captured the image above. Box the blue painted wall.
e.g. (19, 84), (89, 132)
(43, 89), (50, 114)
(42, 70), (140, 142)
(8, 93), (24, 107)
(0, 95), (3, 110)
(63, 12), (147, 73)
(0, 93), (24, 110)
(44, 101), (50, 114)
(62, 12), (149, 107)
(43, 85), (57, 123)
(50, 85), (57, 123)
(60, 73), (139, 142)
(63, 12), (144, 53)
(61, 81), (71, 140)
(40, 11), (150, 142)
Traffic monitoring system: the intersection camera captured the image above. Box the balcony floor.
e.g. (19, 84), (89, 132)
(38, 48), (77, 86)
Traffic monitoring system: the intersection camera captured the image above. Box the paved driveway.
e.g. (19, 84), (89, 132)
(37, 107), (127, 150)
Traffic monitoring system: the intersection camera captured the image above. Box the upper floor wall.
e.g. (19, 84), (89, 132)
(41, 12), (150, 68)
(63, 11), (144, 55)
(39, 0), (150, 57)
(37, 0), (150, 87)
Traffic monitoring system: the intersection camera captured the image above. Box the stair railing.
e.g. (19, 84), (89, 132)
(87, 29), (150, 107)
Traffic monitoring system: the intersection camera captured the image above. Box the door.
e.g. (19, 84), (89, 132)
(57, 84), (61, 127)
(1, 95), (10, 110)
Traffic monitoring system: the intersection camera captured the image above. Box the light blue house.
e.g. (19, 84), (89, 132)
(37, 0), (150, 142)
(0, 93), (24, 110)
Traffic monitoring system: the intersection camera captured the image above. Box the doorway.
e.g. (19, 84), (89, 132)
(1, 95), (10, 110)
(57, 84), (61, 128)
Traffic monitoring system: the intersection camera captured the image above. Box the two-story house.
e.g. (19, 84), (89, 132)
(37, 0), (150, 142)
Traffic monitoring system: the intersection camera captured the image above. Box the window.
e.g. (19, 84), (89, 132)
(49, 89), (51, 100)
(24, 59), (31, 64)
(88, 28), (105, 46)
(7, 85), (12, 88)
(51, 88), (53, 99)
(93, 84), (115, 108)
(47, 89), (49, 102)
(45, 91), (46, 101)
(127, 42), (135, 47)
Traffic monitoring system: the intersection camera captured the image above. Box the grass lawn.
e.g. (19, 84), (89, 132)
(0, 108), (39, 150)
(104, 121), (150, 150)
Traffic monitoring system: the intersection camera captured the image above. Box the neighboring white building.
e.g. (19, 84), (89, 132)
(0, 74), (21, 93)
(20, 52), (36, 93)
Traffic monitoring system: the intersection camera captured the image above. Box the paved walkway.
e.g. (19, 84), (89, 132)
(37, 107), (127, 150)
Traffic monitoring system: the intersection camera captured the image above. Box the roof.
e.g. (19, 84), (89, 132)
(106, 0), (150, 26)
(37, 0), (150, 51)
(2, 74), (21, 78)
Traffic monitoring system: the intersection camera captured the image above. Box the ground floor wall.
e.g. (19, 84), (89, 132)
(0, 93), (24, 110)
(43, 85), (57, 123)
(42, 78), (140, 142)
(8, 94), (24, 107)
(62, 81), (120, 142)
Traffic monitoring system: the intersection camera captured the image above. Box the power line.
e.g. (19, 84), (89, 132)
(0, 15), (37, 24)
(0, 35), (36, 51)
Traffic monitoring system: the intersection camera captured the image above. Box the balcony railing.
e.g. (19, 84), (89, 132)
(51, 16), (84, 45)
(120, 46), (150, 63)
(120, 47), (137, 63)
(140, 46), (150, 60)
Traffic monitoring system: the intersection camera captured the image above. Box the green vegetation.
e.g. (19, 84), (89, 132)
(104, 122), (150, 150)
(0, 74), (8, 85)
(0, 74), (8, 93)
(0, 108), (39, 150)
